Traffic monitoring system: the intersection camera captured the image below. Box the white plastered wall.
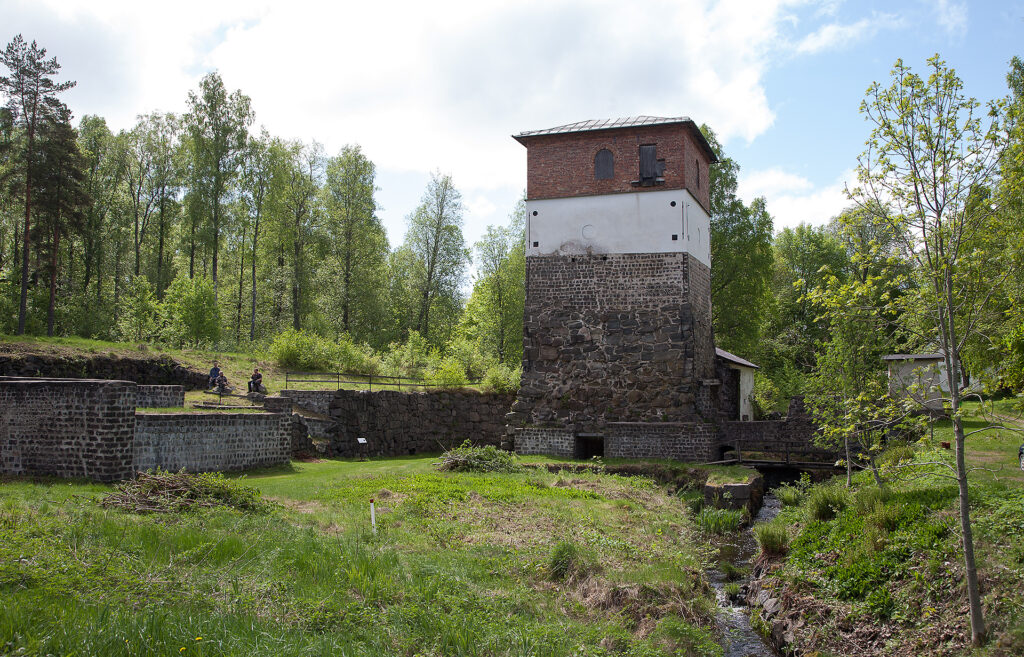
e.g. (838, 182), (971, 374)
(728, 365), (756, 421)
(525, 189), (711, 266)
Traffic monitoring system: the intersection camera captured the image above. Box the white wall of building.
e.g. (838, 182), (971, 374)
(727, 365), (756, 421)
(525, 189), (711, 266)
(887, 358), (948, 411)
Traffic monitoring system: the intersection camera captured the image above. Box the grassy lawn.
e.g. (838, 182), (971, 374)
(0, 455), (741, 656)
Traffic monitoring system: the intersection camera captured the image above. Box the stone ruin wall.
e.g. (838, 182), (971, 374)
(328, 389), (514, 457)
(134, 413), (291, 472)
(0, 378), (136, 482)
(0, 351), (207, 389)
(136, 385), (185, 408)
(508, 252), (716, 432)
(0, 377), (291, 481)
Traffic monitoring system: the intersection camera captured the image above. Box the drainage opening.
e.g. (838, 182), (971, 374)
(574, 434), (605, 459)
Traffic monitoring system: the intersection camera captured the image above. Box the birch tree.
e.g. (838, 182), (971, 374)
(850, 55), (1006, 646)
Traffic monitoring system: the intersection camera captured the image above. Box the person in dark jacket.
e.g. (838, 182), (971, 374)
(208, 362), (221, 388)
(248, 368), (264, 393)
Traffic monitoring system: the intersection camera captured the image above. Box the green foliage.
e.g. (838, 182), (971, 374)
(754, 522), (789, 557)
(482, 362), (521, 393)
(160, 274), (220, 347)
(380, 330), (434, 379)
(548, 540), (595, 581)
(436, 442), (522, 473)
(115, 275), (158, 342)
(806, 485), (849, 521)
(775, 483), (804, 507)
(694, 507), (744, 534)
(268, 328), (378, 374)
(428, 356), (468, 388)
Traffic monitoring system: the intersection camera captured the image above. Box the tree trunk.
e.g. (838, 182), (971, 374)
(236, 223), (245, 344)
(250, 215), (260, 342)
(47, 229), (60, 337)
(17, 125), (34, 335)
(942, 273), (986, 646)
(156, 191), (166, 299)
(189, 217), (196, 279)
(292, 227), (301, 331)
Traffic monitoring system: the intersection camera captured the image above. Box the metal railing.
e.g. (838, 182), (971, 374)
(284, 371), (481, 391)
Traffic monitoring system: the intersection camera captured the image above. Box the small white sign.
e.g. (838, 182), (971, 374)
(356, 437), (367, 444)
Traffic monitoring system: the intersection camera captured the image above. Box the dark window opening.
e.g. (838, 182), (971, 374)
(532, 241), (538, 248)
(636, 144), (666, 186)
(672, 234), (678, 241)
(575, 435), (605, 459)
(594, 149), (614, 179)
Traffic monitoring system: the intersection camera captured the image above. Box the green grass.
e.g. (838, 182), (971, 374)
(0, 456), (732, 656)
(757, 426), (1024, 656)
(693, 507), (744, 534)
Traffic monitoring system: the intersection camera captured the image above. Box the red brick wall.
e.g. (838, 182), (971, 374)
(520, 123), (712, 212)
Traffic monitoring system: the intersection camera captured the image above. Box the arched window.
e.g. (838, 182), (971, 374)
(594, 149), (614, 180)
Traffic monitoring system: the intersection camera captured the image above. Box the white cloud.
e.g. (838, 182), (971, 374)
(935, 0), (968, 37)
(738, 168), (853, 229)
(6, 0), (885, 243)
(791, 11), (902, 55)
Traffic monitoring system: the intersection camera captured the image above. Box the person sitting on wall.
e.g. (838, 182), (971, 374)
(248, 367), (264, 393)
(208, 361), (221, 389)
(215, 371), (231, 393)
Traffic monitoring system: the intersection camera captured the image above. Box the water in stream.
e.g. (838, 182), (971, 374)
(706, 494), (783, 657)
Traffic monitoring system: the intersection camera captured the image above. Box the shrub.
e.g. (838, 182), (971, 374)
(381, 331), (434, 379)
(854, 486), (891, 515)
(437, 442), (521, 473)
(754, 522), (789, 557)
(429, 357), (468, 389)
(482, 363), (520, 393)
(776, 483), (804, 507)
(268, 329), (378, 374)
(806, 485), (849, 521)
(879, 442), (916, 468)
(548, 540), (594, 581)
(694, 507), (744, 534)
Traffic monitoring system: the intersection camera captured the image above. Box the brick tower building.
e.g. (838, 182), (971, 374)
(506, 116), (725, 460)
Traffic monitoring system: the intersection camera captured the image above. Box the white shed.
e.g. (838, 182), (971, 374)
(716, 348), (758, 421)
(882, 353), (949, 411)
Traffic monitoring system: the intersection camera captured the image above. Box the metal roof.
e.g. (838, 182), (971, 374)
(515, 116), (692, 137)
(716, 348), (759, 370)
(881, 353), (945, 361)
(514, 116), (719, 162)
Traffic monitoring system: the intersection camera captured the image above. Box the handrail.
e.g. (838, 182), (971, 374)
(283, 370), (482, 391)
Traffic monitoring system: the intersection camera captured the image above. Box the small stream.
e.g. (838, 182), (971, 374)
(706, 493), (783, 657)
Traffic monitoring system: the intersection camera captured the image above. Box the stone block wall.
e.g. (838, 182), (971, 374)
(720, 397), (833, 460)
(136, 385), (185, 408)
(605, 422), (717, 461)
(512, 422), (717, 462)
(279, 390), (336, 416)
(329, 389), (514, 457)
(510, 252), (715, 431)
(515, 428), (576, 457)
(0, 378), (136, 481)
(134, 412), (291, 472)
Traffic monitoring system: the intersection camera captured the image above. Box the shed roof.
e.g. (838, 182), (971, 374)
(715, 348), (759, 370)
(513, 116), (718, 162)
(881, 353), (945, 361)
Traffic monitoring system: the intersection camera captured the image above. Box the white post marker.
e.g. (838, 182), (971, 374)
(370, 498), (376, 534)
